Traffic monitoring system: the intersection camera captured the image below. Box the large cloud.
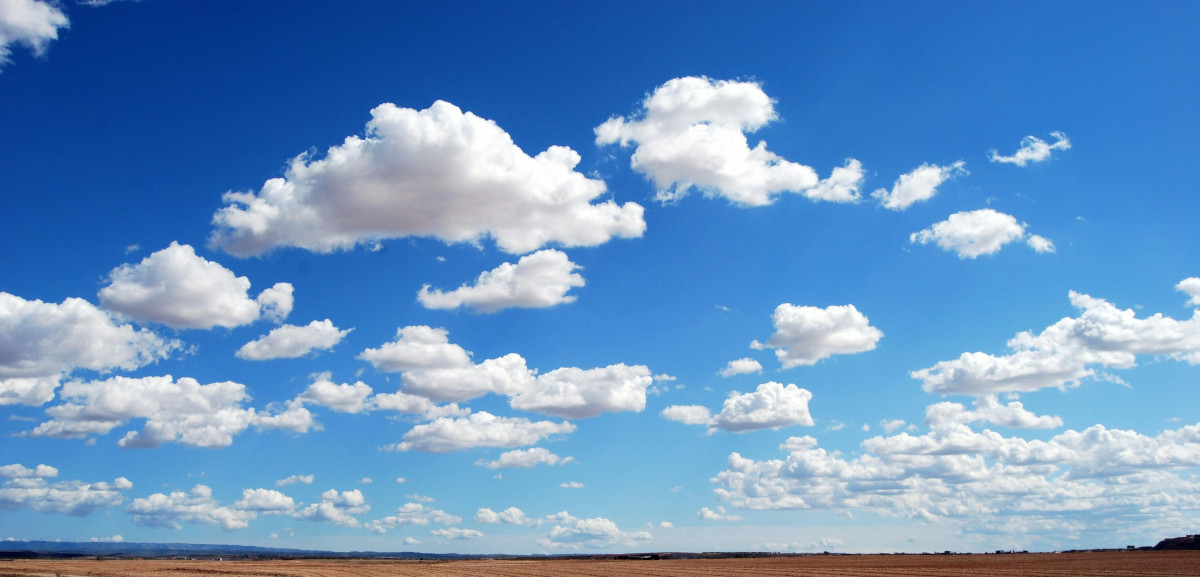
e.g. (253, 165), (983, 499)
(236, 319), (351, 360)
(752, 304), (883, 368)
(871, 161), (967, 211)
(127, 485), (257, 532)
(0, 292), (178, 406)
(913, 283), (1200, 395)
(539, 511), (653, 549)
(0, 0), (68, 67)
(0, 464), (131, 517)
(418, 249), (585, 313)
(98, 242), (292, 329)
(596, 76), (833, 207)
(365, 502), (460, 534)
(210, 101), (645, 257)
(910, 208), (1055, 258)
(25, 375), (315, 448)
(662, 382), (814, 433)
(293, 489), (370, 528)
(386, 410), (575, 453)
(989, 132), (1071, 166)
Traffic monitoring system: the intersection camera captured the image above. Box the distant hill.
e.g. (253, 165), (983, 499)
(1153, 535), (1200, 550)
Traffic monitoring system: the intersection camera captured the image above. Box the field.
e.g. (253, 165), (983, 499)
(2, 551), (1198, 577)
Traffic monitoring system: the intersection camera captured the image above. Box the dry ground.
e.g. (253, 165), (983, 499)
(2, 550), (1198, 577)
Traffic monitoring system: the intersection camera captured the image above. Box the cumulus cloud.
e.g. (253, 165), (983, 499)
(236, 320), (351, 360)
(596, 76), (820, 207)
(98, 243), (292, 329)
(387, 410), (575, 453)
(0, 0), (68, 67)
(293, 489), (370, 528)
(418, 250), (585, 313)
(913, 283), (1200, 395)
(662, 382), (814, 434)
(911, 208), (1054, 258)
(275, 474), (314, 488)
(365, 502), (459, 534)
(0, 465), (130, 516)
(698, 506), (743, 521)
(128, 485), (256, 532)
(476, 447), (574, 469)
(1178, 277), (1200, 307)
(540, 512), (652, 549)
(359, 326), (652, 417)
(299, 374), (375, 414)
(751, 303), (883, 368)
(25, 375), (314, 448)
(431, 527), (484, 540)
(719, 357), (763, 377)
(232, 488), (295, 513)
(0, 292), (178, 406)
(210, 101), (644, 257)
(475, 506), (532, 525)
(989, 132), (1071, 166)
(871, 161), (967, 211)
(804, 158), (866, 203)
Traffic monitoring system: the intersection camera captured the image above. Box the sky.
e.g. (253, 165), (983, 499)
(2, 0), (1199, 556)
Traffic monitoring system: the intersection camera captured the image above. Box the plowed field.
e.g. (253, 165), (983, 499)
(2, 550), (1197, 577)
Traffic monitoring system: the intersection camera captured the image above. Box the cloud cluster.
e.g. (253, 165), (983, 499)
(751, 303), (883, 368)
(475, 447), (573, 469)
(127, 485), (257, 531)
(989, 132), (1071, 166)
(475, 506), (532, 525)
(540, 512), (652, 549)
(0, 292), (178, 406)
(0, 0), (68, 66)
(913, 282), (1200, 395)
(418, 250), (585, 313)
(911, 208), (1055, 258)
(99, 243), (292, 329)
(211, 101), (645, 257)
(237, 320), (351, 360)
(365, 502), (459, 534)
(386, 410), (575, 453)
(597, 76), (829, 207)
(0, 464), (131, 516)
(663, 382), (814, 434)
(872, 161), (967, 211)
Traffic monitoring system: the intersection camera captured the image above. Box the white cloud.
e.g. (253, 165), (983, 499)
(595, 76), (819, 207)
(236, 320), (351, 360)
(0, 0), (68, 67)
(0, 465), (130, 516)
(475, 447), (573, 469)
(417, 249), (585, 313)
(989, 132), (1071, 166)
(663, 382), (814, 434)
(127, 485), (256, 532)
(98, 242), (292, 329)
(698, 506), (743, 521)
(388, 410), (575, 453)
(913, 284), (1200, 395)
(359, 326), (652, 418)
(475, 506), (532, 525)
(26, 375), (313, 448)
(559, 481), (584, 489)
(910, 209), (1053, 258)
(540, 512), (652, 549)
(366, 502), (460, 534)
(879, 419), (907, 434)
(804, 158), (866, 203)
(871, 161), (967, 211)
(923, 395), (1062, 429)
(751, 303), (883, 368)
(210, 101), (644, 257)
(232, 488), (295, 513)
(719, 357), (763, 377)
(0, 292), (178, 406)
(299, 374), (374, 414)
(275, 474), (313, 488)
(1178, 277), (1200, 307)
(431, 527), (484, 540)
(293, 489), (369, 528)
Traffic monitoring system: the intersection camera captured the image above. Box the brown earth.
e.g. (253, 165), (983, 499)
(2, 551), (1198, 577)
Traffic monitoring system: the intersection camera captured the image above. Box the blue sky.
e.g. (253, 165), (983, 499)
(2, 0), (1199, 554)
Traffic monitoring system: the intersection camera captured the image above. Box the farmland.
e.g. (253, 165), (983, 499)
(2, 550), (1198, 577)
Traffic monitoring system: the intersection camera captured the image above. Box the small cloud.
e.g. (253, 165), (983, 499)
(719, 357), (763, 377)
(989, 132), (1071, 166)
(560, 481), (584, 489)
(360, 478), (373, 484)
(395, 477), (406, 484)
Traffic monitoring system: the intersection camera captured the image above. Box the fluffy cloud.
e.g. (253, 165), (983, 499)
(359, 326), (652, 417)
(475, 506), (532, 525)
(98, 243), (292, 329)
(299, 374), (375, 414)
(275, 474), (314, 488)
(0, 0), (68, 66)
(540, 512), (652, 549)
(662, 382), (814, 434)
(418, 249), (585, 313)
(388, 410), (575, 453)
(711, 402), (1200, 543)
(127, 485), (257, 532)
(211, 101), (644, 257)
(0, 292), (178, 406)
(871, 161), (967, 211)
(25, 375), (313, 448)
(366, 502), (460, 534)
(596, 76), (820, 207)
(911, 208), (1054, 258)
(232, 488), (295, 513)
(475, 447), (573, 469)
(431, 527), (484, 540)
(1178, 277), (1200, 307)
(0, 465), (130, 516)
(804, 159), (865, 203)
(698, 506), (742, 521)
(719, 357), (763, 377)
(913, 283), (1200, 395)
(293, 489), (370, 528)
(751, 303), (883, 368)
(989, 132), (1071, 166)
(236, 320), (351, 360)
